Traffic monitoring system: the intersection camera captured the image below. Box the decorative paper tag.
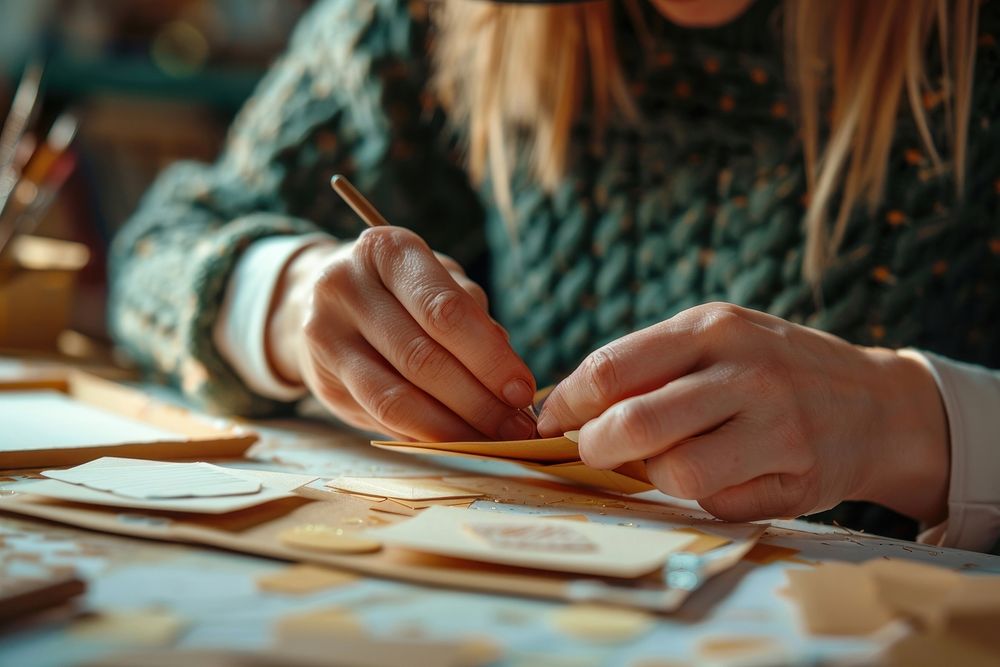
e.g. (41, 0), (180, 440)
(368, 505), (698, 578)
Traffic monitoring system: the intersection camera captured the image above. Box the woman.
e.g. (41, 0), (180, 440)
(110, 0), (1000, 552)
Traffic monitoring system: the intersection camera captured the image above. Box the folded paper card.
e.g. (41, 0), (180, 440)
(43, 459), (260, 499)
(372, 437), (581, 463)
(366, 505), (697, 578)
(20, 458), (307, 514)
(371, 436), (653, 494)
(326, 476), (482, 501)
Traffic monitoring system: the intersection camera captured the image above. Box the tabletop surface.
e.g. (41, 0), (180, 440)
(2, 398), (999, 667)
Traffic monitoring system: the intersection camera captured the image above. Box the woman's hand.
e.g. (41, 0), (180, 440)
(537, 303), (950, 524)
(267, 227), (537, 441)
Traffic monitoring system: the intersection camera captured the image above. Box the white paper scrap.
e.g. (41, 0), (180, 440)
(43, 459), (260, 499)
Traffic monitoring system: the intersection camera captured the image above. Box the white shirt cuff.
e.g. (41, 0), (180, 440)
(900, 349), (1000, 553)
(213, 233), (329, 402)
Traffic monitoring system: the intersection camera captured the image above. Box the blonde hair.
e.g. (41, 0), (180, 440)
(433, 0), (980, 283)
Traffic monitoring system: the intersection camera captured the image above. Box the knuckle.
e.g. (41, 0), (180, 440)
(400, 334), (449, 379)
(367, 384), (413, 427)
(435, 253), (463, 274)
(315, 382), (349, 413)
(356, 226), (421, 266)
(694, 302), (749, 339)
(302, 310), (341, 356)
(314, 258), (352, 296)
(464, 282), (489, 308)
(302, 311), (325, 346)
(419, 287), (467, 334)
(614, 400), (656, 448)
(582, 347), (623, 406)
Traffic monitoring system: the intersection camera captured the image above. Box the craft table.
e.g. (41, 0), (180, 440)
(2, 400), (999, 667)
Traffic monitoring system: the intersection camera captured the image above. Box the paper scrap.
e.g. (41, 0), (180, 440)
(256, 564), (359, 595)
(885, 632), (999, 667)
(367, 505), (697, 578)
(673, 527), (731, 555)
(276, 606), (365, 639)
(742, 543), (802, 565)
(550, 604), (653, 643)
(44, 459), (260, 499)
(862, 558), (961, 628)
(71, 609), (186, 646)
(326, 476), (482, 501)
(279, 524), (382, 554)
(786, 563), (895, 635)
(697, 635), (786, 662)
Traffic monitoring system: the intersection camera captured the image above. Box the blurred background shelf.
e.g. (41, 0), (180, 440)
(0, 0), (315, 343)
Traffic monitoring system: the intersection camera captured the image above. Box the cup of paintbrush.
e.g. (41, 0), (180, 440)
(0, 112), (79, 267)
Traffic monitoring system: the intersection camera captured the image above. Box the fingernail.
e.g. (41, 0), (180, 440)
(536, 412), (557, 437)
(498, 411), (536, 440)
(502, 378), (532, 407)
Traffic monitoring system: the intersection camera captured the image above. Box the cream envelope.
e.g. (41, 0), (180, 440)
(366, 505), (698, 578)
(371, 437), (654, 494)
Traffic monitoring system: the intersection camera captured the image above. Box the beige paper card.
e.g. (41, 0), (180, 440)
(43, 458), (260, 499)
(326, 476), (482, 501)
(367, 505), (696, 578)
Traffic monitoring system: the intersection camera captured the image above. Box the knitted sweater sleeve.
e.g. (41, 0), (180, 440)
(108, 0), (483, 416)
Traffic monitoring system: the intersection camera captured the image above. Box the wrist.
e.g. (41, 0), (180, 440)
(854, 347), (949, 524)
(266, 240), (340, 385)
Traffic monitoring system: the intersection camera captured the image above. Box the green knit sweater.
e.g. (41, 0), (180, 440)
(109, 0), (1000, 538)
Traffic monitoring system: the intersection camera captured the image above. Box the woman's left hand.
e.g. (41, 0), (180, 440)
(536, 303), (950, 524)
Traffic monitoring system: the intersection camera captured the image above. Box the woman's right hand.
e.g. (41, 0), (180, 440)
(266, 226), (538, 442)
